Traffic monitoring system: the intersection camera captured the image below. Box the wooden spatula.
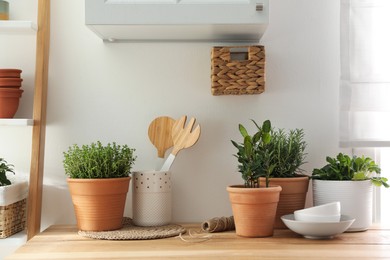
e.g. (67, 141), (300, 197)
(160, 115), (201, 171)
(148, 116), (175, 158)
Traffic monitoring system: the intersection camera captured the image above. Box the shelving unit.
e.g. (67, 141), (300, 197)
(0, 119), (33, 126)
(0, 21), (37, 129)
(0, 20), (37, 33)
(0, 0), (50, 244)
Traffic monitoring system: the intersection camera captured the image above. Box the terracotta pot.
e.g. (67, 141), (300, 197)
(227, 185), (282, 237)
(0, 88), (23, 118)
(67, 177), (131, 231)
(0, 78), (23, 88)
(260, 176), (309, 229)
(0, 69), (22, 78)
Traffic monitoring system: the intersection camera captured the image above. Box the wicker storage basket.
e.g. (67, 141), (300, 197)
(0, 198), (27, 238)
(211, 45), (265, 95)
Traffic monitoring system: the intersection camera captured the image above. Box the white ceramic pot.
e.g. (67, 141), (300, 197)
(313, 179), (373, 231)
(132, 170), (172, 226)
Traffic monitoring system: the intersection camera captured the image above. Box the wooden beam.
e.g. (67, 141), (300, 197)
(27, 0), (50, 241)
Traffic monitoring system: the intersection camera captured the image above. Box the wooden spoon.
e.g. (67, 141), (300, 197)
(160, 115), (201, 171)
(148, 116), (175, 158)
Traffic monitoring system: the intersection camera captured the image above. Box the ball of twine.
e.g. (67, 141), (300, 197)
(201, 216), (235, 233)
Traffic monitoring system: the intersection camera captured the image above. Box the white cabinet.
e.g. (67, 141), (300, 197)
(85, 0), (268, 42)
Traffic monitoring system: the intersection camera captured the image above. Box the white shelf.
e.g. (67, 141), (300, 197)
(86, 0), (268, 42)
(0, 21), (37, 34)
(0, 231), (27, 259)
(0, 119), (33, 126)
(0, 231), (27, 245)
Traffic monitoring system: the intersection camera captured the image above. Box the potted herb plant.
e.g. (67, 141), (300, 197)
(0, 158), (28, 238)
(228, 119), (282, 237)
(311, 153), (388, 231)
(63, 141), (136, 231)
(259, 128), (309, 228)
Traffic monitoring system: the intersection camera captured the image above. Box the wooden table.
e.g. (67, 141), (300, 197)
(5, 224), (390, 260)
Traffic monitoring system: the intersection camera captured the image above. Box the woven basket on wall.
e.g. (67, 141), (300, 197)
(211, 45), (265, 95)
(0, 198), (27, 238)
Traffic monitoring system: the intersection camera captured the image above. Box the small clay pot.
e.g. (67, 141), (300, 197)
(260, 176), (309, 229)
(227, 185), (282, 237)
(0, 88), (23, 118)
(0, 69), (22, 78)
(0, 78), (23, 88)
(67, 177), (131, 231)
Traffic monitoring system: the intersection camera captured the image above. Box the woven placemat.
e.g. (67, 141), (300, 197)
(78, 218), (186, 240)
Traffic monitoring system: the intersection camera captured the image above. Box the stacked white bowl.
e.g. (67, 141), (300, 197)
(294, 202), (341, 222)
(281, 201), (355, 239)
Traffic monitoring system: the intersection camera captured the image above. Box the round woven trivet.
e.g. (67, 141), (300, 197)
(78, 217), (186, 240)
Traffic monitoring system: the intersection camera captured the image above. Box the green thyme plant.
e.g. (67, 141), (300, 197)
(0, 158), (15, 186)
(63, 141), (136, 179)
(231, 119), (275, 188)
(268, 128), (307, 178)
(311, 153), (389, 188)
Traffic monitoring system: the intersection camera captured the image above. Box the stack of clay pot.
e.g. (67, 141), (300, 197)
(0, 69), (24, 118)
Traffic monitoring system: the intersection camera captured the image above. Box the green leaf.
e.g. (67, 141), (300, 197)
(244, 136), (253, 158)
(231, 140), (240, 149)
(352, 172), (366, 180)
(262, 120), (271, 133)
(253, 132), (261, 144)
(239, 124), (249, 138)
(262, 132), (271, 144)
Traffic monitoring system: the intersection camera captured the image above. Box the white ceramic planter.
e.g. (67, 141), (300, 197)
(132, 170), (172, 226)
(313, 179), (373, 231)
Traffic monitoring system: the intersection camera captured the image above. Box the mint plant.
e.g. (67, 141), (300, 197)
(63, 141), (136, 179)
(312, 153), (388, 188)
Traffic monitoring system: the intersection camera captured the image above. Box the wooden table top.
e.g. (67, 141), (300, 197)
(5, 224), (390, 260)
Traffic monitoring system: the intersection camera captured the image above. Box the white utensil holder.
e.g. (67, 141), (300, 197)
(132, 170), (172, 226)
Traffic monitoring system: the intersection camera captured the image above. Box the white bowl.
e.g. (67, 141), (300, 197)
(281, 214), (355, 239)
(294, 202), (340, 216)
(294, 212), (340, 222)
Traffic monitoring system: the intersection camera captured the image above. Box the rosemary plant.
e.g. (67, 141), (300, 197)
(268, 128), (307, 178)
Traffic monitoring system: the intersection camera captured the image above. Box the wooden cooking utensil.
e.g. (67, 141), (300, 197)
(160, 115), (201, 171)
(148, 116), (175, 158)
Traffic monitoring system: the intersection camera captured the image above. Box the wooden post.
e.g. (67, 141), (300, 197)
(27, 0), (50, 240)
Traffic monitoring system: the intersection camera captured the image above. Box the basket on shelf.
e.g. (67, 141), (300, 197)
(0, 179), (28, 238)
(0, 198), (27, 238)
(211, 45), (266, 95)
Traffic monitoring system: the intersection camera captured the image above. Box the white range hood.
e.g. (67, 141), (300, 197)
(85, 0), (269, 43)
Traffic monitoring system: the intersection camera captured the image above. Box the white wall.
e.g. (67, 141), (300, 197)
(1, 0), (346, 231)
